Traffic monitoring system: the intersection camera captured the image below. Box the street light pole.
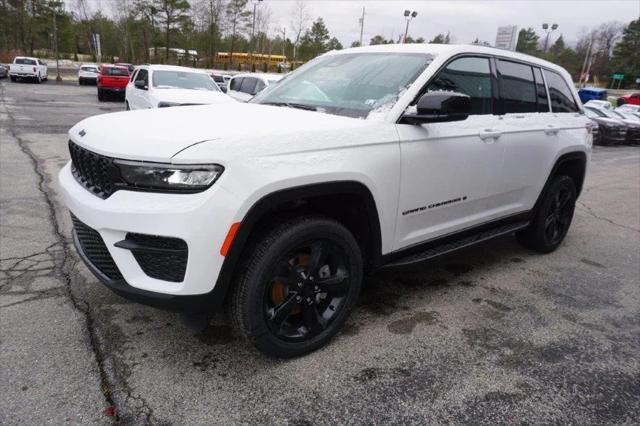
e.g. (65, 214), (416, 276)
(542, 23), (559, 52)
(51, 1), (62, 83)
(403, 10), (418, 44)
(359, 7), (365, 47)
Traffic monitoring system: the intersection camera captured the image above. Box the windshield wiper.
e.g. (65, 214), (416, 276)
(261, 101), (317, 111)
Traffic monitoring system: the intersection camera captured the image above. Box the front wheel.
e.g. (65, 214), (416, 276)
(230, 216), (363, 358)
(517, 175), (576, 253)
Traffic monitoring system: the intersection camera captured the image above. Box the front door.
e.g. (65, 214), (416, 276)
(394, 56), (504, 250)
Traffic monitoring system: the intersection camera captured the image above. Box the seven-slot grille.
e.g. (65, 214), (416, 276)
(69, 141), (119, 199)
(71, 214), (123, 281)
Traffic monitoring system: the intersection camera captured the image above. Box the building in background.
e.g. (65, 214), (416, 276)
(495, 25), (519, 51)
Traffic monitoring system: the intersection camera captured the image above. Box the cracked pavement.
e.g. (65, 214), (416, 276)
(1, 80), (639, 424)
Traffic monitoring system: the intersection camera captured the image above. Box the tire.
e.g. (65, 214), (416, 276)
(517, 175), (577, 253)
(125, 101), (130, 110)
(230, 216), (363, 358)
(79, 78), (83, 86)
(35, 74), (41, 84)
(97, 89), (104, 101)
(10, 76), (16, 82)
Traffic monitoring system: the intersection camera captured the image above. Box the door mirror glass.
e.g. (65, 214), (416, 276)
(134, 80), (147, 90)
(402, 91), (471, 124)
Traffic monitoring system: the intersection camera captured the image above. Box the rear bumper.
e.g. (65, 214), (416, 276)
(99, 87), (126, 94)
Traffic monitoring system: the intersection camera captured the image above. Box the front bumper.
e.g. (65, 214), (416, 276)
(59, 162), (240, 303)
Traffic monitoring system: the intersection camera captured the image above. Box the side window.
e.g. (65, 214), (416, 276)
(544, 70), (579, 113)
(426, 56), (492, 115)
(135, 69), (148, 85)
(254, 79), (266, 93)
(240, 77), (257, 94)
(230, 77), (243, 91)
(497, 60), (537, 113)
(533, 68), (549, 112)
(130, 70), (138, 82)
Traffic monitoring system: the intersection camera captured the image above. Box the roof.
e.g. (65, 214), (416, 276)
(331, 43), (570, 74)
(137, 64), (209, 73)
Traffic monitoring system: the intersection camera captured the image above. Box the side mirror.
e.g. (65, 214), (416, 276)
(134, 80), (147, 90)
(402, 91), (471, 124)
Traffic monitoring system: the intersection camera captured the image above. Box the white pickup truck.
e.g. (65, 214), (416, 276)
(9, 56), (48, 83)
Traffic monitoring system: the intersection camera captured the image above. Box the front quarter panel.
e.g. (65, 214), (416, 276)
(172, 123), (401, 254)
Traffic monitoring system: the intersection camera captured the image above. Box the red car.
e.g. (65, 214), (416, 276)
(97, 65), (130, 101)
(618, 92), (640, 106)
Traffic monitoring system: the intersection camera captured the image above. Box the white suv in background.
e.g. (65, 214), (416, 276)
(78, 63), (99, 85)
(227, 73), (283, 102)
(125, 64), (232, 110)
(60, 44), (590, 358)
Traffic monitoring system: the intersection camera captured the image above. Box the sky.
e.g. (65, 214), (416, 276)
(261, 0), (640, 47)
(82, 0), (640, 48)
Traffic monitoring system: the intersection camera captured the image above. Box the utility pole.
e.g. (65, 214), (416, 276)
(282, 27), (286, 58)
(579, 37), (593, 87)
(51, 1), (62, 83)
(358, 7), (365, 46)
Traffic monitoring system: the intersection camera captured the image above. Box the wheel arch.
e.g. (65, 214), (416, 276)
(534, 151), (587, 213)
(208, 181), (383, 310)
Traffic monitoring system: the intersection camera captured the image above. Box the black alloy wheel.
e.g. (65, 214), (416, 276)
(517, 175), (576, 253)
(264, 239), (351, 342)
(231, 216), (363, 358)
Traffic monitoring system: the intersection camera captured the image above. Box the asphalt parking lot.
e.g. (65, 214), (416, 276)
(1, 79), (639, 424)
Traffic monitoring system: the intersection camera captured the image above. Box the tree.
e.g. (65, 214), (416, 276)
(611, 19), (640, 88)
(327, 37), (342, 51)
(369, 34), (388, 45)
(225, 0), (251, 65)
(290, 0), (311, 61)
(155, 0), (191, 61)
(516, 27), (540, 55)
(429, 33), (450, 44)
(299, 17), (330, 59)
(350, 41), (361, 48)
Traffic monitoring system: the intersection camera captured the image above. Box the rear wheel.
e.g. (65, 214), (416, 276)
(10, 76), (16, 82)
(230, 216), (363, 358)
(35, 74), (42, 84)
(97, 89), (104, 101)
(125, 101), (130, 110)
(517, 175), (576, 253)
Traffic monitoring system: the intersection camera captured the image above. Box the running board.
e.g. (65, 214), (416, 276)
(384, 221), (529, 268)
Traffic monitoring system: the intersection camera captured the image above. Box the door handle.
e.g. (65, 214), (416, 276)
(544, 125), (559, 136)
(479, 129), (502, 141)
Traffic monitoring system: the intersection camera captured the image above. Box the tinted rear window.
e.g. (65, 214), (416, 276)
(102, 67), (129, 76)
(212, 74), (224, 83)
(81, 66), (98, 72)
(15, 58), (37, 65)
(544, 70), (579, 113)
(230, 77), (243, 91)
(498, 60), (537, 113)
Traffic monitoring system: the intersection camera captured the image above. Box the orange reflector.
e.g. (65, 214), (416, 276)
(220, 222), (241, 257)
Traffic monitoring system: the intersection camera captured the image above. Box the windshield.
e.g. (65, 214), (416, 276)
(153, 70), (220, 91)
(81, 66), (98, 72)
(252, 52), (432, 118)
(15, 58), (37, 65)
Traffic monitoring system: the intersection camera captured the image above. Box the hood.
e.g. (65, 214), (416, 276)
(590, 117), (623, 127)
(153, 88), (233, 106)
(69, 102), (368, 162)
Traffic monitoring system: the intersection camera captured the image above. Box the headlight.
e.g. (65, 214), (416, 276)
(114, 160), (224, 192)
(158, 101), (181, 108)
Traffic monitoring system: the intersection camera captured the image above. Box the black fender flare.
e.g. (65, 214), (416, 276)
(207, 181), (383, 311)
(533, 151), (587, 215)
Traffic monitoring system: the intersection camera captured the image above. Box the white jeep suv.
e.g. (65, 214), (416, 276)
(60, 44), (591, 357)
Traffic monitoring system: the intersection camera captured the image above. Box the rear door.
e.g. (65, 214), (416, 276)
(492, 59), (556, 215)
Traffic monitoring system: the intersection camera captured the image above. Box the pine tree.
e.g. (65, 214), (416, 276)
(516, 28), (539, 54)
(611, 19), (640, 87)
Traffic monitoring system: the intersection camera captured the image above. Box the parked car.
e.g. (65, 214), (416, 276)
(125, 65), (232, 110)
(617, 104), (640, 119)
(97, 65), (130, 101)
(0, 64), (8, 78)
(78, 64), (99, 85)
(9, 56), (48, 83)
(211, 73), (231, 92)
(60, 44), (590, 358)
(578, 87), (607, 104)
(115, 62), (135, 74)
(583, 107), (627, 145)
(227, 73), (282, 102)
(617, 92), (640, 106)
(585, 105), (640, 145)
(584, 99), (613, 110)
